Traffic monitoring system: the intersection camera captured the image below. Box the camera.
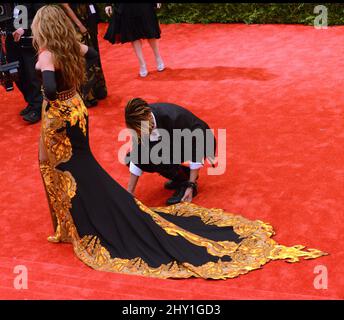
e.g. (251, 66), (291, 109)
(0, 3), (20, 92)
(0, 30), (20, 91)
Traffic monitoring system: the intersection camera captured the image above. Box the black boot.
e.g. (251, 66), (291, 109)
(164, 180), (184, 190)
(94, 86), (107, 100)
(19, 105), (32, 116)
(23, 109), (41, 124)
(164, 175), (199, 190)
(84, 98), (98, 108)
(160, 165), (190, 190)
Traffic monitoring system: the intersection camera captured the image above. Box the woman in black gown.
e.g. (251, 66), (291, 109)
(32, 5), (325, 279)
(104, 3), (165, 78)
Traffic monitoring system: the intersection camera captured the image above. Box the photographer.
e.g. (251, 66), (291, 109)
(5, 3), (45, 124)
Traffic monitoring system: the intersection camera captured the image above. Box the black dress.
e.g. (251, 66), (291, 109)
(38, 69), (326, 279)
(104, 3), (161, 44)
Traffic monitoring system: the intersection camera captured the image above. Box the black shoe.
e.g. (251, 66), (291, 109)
(166, 183), (198, 205)
(164, 180), (185, 190)
(94, 87), (107, 100)
(84, 98), (98, 108)
(23, 110), (41, 124)
(164, 175), (199, 190)
(19, 105), (32, 116)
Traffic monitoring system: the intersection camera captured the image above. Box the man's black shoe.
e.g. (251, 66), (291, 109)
(164, 180), (185, 190)
(84, 98), (98, 108)
(23, 110), (41, 124)
(94, 87), (107, 100)
(19, 105), (32, 116)
(164, 176), (198, 190)
(166, 183), (198, 205)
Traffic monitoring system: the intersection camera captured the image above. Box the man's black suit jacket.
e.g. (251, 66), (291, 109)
(130, 103), (216, 169)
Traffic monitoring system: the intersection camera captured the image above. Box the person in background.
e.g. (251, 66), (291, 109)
(104, 3), (165, 78)
(61, 3), (107, 107)
(5, 2), (45, 123)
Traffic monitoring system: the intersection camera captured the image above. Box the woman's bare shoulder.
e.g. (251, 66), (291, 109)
(79, 43), (88, 56)
(37, 50), (55, 71)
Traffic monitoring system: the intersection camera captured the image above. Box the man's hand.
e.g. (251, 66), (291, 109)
(181, 168), (199, 203)
(157, 3), (162, 9)
(105, 6), (113, 17)
(182, 187), (193, 202)
(13, 28), (24, 42)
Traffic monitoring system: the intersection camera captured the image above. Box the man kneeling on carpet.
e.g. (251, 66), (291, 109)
(124, 98), (216, 205)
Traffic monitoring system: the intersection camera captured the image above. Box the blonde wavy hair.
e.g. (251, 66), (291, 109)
(31, 5), (86, 90)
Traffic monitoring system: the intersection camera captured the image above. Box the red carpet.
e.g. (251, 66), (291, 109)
(0, 23), (343, 299)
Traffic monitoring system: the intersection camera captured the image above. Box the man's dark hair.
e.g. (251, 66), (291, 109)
(125, 98), (154, 139)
